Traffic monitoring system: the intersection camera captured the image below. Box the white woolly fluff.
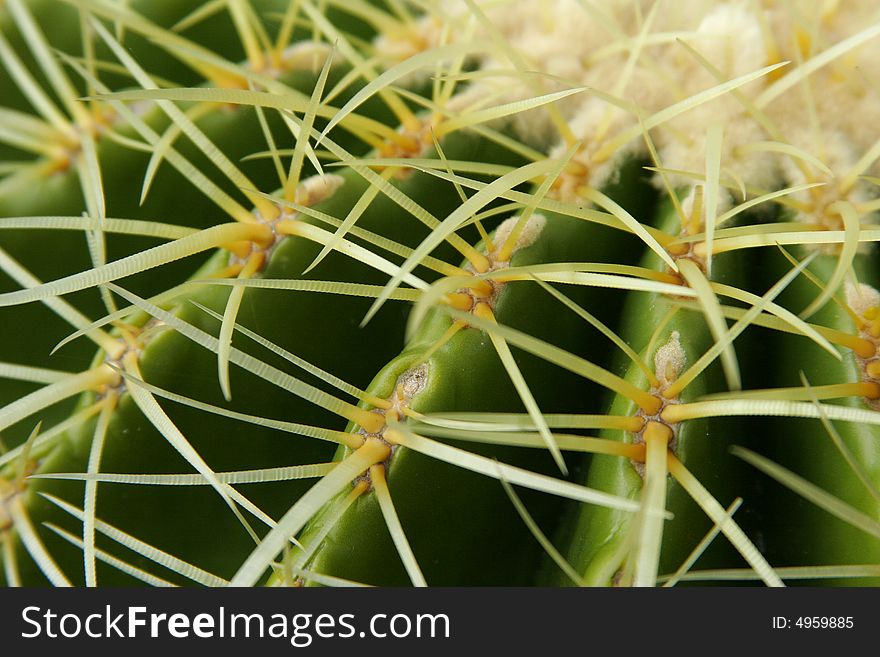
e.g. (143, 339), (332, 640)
(492, 213), (546, 256)
(373, 0), (880, 221)
(297, 174), (345, 206)
(845, 282), (880, 318)
(449, 0), (645, 143)
(657, 3), (778, 191)
(280, 42), (340, 71)
(654, 331), (686, 388)
(547, 62), (673, 193)
(373, 16), (445, 66)
(679, 186), (699, 222)
(399, 363), (429, 401)
(772, 125), (877, 233)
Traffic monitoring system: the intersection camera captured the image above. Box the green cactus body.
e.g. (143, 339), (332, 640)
(3, 0), (880, 589)
(0, 0), (401, 460)
(542, 192), (750, 586)
(289, 197), (646, 586)
(735, 251), (880, 586)
(0, 121), (529, 584)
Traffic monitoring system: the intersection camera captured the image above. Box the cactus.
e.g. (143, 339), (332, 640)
(1, 0), (880, 589)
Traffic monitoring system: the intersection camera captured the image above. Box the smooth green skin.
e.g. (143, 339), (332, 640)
(0, 0), (291, 445)
(0, 129), (526, 585)
(0, 0), (373, 121)
(547, 314), (728, 585)
(0, 1), (244, 123)
(0, 52), (402, 452)
(544, 195), (743, 586)
(738, 249), (880, 586)
(291, 167), (659, 586)
(295, 321), (565, 587)
(0, 78), (300, 453)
